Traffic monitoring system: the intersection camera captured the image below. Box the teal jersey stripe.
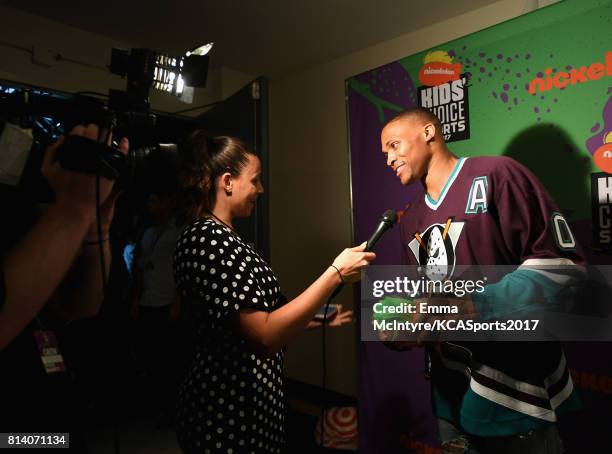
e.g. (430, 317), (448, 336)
(425, 157), (467, 209)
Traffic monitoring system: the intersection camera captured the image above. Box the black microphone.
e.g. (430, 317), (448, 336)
(365, 209), (398, 252)
(327, 209), (398, 301)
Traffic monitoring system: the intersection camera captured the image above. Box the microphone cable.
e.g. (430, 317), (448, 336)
(320, 290), (335, 448)
(318, 209), (397, 447)
(320, 278), (345, 447)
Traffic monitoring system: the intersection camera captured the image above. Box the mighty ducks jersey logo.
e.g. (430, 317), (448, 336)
(408, 217), (464, 281)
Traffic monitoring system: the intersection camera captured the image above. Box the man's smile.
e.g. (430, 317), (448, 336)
(395, 162), (405, 176)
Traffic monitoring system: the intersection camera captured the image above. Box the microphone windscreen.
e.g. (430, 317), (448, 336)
(382, 209), (398, 225)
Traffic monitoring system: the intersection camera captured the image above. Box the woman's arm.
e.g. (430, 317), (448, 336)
(236, 243), (374, 356)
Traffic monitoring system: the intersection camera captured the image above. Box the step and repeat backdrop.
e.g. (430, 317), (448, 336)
(346, 0), (612, 452)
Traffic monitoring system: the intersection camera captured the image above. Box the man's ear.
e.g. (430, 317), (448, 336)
(423, 122), (436, 142)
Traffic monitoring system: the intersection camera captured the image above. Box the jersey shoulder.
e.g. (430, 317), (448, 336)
(464, 155), (528, 178)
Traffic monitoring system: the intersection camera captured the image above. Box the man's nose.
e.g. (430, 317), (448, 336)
(387, 152), (396, 167)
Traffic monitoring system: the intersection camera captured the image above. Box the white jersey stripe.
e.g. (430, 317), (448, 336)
(470, 379), (557, 422)
(544, 353), (567, 389)
(549, 375), (574, 409)
(475, 363), (549, 399)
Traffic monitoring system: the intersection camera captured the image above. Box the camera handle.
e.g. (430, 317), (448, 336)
(56, 135), (126, 181)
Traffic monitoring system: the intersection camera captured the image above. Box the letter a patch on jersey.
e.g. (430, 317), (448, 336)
(466, 176), (488, 214)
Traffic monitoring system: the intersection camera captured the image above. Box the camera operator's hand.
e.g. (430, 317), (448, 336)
(42, 124), (129, 224)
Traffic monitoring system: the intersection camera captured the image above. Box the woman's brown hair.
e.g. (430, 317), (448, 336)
(177, 130), (254, 224)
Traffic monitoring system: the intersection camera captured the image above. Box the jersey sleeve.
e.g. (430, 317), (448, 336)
(493, 157), (584, 265)
(472, 158), (586, 319)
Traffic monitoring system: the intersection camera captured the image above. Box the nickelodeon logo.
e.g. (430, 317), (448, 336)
(593, 131), (612, 173)
(399, 434), (442, 454)
(570, 368), (612, 395)
(419, 50), (462, 87)
(528, 51), (612, 95)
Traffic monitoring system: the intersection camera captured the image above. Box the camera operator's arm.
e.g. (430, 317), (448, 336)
(0, 125), (127, 349)
(55, 188), (122, 319)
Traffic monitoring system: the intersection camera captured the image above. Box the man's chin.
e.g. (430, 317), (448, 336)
(399, 176), (413, 186)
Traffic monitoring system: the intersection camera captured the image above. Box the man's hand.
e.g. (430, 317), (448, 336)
(42, 124), (129, 224)
(308, 305), (354, 329)
(412, 296), (476, 344)
(328, 306), (353, 327)
(306, 304), (353, 329)
(376, 296), (476, 349)
(377, 329), (420, 351)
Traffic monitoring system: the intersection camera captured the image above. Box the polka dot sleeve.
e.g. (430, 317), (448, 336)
(174, 219), (268, 318)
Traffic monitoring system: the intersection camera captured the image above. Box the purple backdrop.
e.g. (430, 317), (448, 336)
(348, 63), (443, 453)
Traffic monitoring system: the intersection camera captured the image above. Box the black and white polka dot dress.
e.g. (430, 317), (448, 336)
(173, 218), (286, 453)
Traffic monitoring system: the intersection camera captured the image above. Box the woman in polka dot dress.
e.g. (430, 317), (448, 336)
(173, 132), (375, 453)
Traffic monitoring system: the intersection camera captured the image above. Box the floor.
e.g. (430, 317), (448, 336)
(83, 402), (340, 454)
(86, 417), (181, 454)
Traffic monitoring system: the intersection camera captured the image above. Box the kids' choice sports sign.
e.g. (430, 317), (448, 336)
(592, 172), (612, 252)
(417, 50), (470, 143)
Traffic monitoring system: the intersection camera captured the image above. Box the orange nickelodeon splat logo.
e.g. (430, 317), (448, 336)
(528, 51), (612, 95)
(419, 50), (462, 87)
(399, 433), (443, 454)
(593, 131), (612, 173)
(570, 368), (612, 395)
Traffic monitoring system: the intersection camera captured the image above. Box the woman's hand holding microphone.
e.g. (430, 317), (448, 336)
(330, 241), (376, 285)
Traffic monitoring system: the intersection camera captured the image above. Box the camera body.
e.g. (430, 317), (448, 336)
(52, 93), (158, 185)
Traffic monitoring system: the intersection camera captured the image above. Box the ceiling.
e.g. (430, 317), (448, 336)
(1, 0), (502, 76)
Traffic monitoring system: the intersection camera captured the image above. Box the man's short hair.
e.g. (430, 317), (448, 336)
(385, 107), (442, 131)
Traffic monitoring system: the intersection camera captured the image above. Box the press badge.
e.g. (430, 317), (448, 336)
(33, 330), (66, 374)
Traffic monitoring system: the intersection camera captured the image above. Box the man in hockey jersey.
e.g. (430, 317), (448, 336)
(380, 107), (583, 453)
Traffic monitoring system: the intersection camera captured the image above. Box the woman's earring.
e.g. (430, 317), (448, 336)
(225, 186), (232, 195)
